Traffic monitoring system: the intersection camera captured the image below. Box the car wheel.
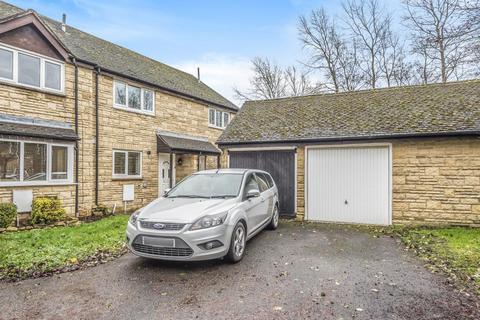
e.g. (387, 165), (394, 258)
(267, 205), (279, 230)
(226, 221), (246, 263)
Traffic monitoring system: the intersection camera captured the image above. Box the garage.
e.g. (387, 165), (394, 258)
(306, 146), (391, 225)
(229, 149), (296, 217)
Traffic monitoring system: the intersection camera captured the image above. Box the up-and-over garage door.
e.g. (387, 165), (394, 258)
(306, 146), (391, 225)
(229, 150), (295, 217)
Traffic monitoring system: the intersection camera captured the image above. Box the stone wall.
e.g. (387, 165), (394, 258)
(392, 137), (480, 225)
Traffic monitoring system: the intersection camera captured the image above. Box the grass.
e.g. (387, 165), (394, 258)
(0, 214), (129, 280)
(379, 226), (480, 294)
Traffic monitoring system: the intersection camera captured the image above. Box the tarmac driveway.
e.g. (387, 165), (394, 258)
(0, 222), (479, 320)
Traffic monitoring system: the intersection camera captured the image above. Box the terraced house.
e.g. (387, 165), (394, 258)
(0, 1), (237, 219)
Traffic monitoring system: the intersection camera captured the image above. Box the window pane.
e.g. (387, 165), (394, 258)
(223, 113), (229, 127)
(18, 53), (40, 87)
(51, 146), (68, 180)
(114, 152), (126, 175)
(24, 143), (46, 181)
(255, 173), (269, 192)
(45, 61), (61, 90)
(128, 85), (141, 109)
(114, 82), (126, 105)
(143, 90), (153, 111)
(215, 110), (222, 127)
(244, 175), (260, 195)
(0, 141), (20, 181)
(0, 48), (13, 80)
(128, 152), (140, 176)
(209, 109), (215, 125)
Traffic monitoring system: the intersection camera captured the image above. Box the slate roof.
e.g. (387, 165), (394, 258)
(0, 1), (237, 111)
(0, 118), (78, 141)
(157, 130), (220, 155)
(218, 80), (480, 145)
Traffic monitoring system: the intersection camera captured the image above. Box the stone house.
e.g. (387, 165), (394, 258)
(218, 81), (480, 226)
(0, 1), (237, 219)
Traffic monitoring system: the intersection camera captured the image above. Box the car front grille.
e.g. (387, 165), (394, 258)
(139, 221), (186, 231)
(132, 243), (193, 257)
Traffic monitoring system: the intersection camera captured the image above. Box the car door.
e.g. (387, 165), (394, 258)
(242, 173), (264, 233)
(255, 173), (274, 224)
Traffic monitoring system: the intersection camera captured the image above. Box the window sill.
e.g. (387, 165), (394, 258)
(113, 105), (155, 117)
(0, 79), (65, 97)
(112, 176), (143, 181)
(208, 125), (225, 130)
(0, 181), (75, 187)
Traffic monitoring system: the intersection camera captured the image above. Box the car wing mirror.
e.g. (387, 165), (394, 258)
(246, 189), (260, 199)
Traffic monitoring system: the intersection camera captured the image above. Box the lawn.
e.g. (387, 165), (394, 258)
(0, 214), (129, 280)
(393, 226), (480, 294)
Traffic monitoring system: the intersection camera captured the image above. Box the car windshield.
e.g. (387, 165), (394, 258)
(167, 173), (243, 198)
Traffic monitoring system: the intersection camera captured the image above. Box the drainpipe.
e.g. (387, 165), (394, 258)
(72, 57), (79, 217)
(94, 66), (100, 206)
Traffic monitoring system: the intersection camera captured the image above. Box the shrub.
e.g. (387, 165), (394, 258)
(0, 203), (17, 228)
(91, 204), (110, 217)
(31, 197), (66, 224)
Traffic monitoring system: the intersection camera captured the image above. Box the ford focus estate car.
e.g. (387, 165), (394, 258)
(126, 169), (279, 263)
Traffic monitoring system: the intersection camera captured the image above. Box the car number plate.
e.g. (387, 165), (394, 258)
(142, 236), (175, 248)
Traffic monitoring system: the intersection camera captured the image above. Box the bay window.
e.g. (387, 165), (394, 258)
(0, 44), (64, 93)
(113, 80), (155, 115)
(113, 150), (142, 178)
(0, 139), (73, 185)
(208, 108), (230, 129)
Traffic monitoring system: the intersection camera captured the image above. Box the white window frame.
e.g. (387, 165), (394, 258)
(112, 150), (142, 179)
(0, 138), (74, 187)
(0, 43), (65, 94)
(113, 80), (155, 115)
(208, 108), (230, 129)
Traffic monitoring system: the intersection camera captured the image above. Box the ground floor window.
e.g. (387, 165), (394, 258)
(0, 139), (73, 185)
(112, 150), (142, 179)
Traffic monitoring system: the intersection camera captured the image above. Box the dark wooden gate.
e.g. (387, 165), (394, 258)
(229, 150), (296, 217)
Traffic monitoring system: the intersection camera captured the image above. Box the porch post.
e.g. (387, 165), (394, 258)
(169, 152), (173, 188)
(197, 153), (201, 171)
(217, 155), (221, 169)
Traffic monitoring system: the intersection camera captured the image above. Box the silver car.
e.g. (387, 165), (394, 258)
(126, 169), (279, 263)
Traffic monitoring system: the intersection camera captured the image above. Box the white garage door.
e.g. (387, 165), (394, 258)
(306, 146), (391, 225)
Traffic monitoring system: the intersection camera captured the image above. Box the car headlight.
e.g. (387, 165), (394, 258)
(190, 212), (228, 231)
(129, 209), (141, 225)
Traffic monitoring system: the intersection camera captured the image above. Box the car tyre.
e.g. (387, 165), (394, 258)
(226, 221), (246, 263)
(266, 205), (279, 230)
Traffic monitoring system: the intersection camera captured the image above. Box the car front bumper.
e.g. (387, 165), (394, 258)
(126, 220), (233, 261)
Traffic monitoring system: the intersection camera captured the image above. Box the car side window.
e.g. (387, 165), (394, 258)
(265, 174), (274, 188)
(255, 173), (270, 192)
(244, 174), (260, 196)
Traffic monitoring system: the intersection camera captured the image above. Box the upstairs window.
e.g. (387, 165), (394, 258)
(208, 108), (230, 129)
(114, 80), (155, 115)
(0, 44), (64, 93)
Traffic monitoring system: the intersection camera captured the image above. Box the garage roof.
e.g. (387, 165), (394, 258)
(218, 80), (480, 145)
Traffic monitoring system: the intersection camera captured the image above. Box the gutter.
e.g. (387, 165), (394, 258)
(72, 56), (79, 217)
(94, 66), (100, 206)
(217, 131), (480, 147)
(74, 58), (238, 112)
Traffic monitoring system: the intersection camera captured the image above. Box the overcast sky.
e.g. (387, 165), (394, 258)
(10, 0), (403, 105)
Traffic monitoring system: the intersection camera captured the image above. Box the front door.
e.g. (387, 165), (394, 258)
(158, 153), (174, 197)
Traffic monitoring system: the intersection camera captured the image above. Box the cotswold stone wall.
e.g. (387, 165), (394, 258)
(296, 138), (480, 225)
(392, 137), (480, 225)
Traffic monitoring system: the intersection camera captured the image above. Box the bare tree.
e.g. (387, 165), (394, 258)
(342, 0), (392, 88)
(298, 8), (343, 92)
(234, 57), (286, 100)
(284, 66), (319, 96)
(411, 37), (440, 83)
(298, 8), (364, 92)
(234, 58), (320, 101)
(403, 0), (479, 83)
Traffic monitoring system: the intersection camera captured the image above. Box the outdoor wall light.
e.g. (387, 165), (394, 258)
(177, 158), (183, 166)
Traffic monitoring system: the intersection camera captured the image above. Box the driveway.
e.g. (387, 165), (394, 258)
(0, 222), (478, 320)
